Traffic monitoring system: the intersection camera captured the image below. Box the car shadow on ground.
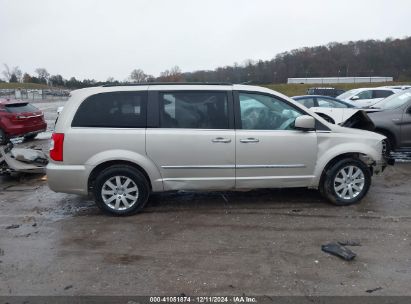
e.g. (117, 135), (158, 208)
(146, 188), (330, 213)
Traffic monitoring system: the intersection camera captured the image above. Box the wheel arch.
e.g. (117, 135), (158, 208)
(318, 152), (362, 190)
(88, 160), (152, 192)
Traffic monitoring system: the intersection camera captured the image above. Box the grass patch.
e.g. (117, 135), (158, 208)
(261, 82), (410, 97)
(0, 82), (50, 89)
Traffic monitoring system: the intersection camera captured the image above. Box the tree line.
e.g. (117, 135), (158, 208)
(1, 37), (410, 89)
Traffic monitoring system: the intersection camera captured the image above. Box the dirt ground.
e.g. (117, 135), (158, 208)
(0, 100), (410, 296)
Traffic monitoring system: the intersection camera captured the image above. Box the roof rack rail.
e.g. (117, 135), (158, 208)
(101, 82), (233, 87)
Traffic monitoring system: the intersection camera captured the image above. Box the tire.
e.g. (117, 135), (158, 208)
(0, 128), (9, 145)
(381, 137), (393, 157)
(24, 134), (37, 141)
(93, 165), (150, 216)
(320, 158), (371, 206)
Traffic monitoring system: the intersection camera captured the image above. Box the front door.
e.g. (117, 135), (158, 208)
(234, 91), (318, 189)
(146, 90), (236, 190)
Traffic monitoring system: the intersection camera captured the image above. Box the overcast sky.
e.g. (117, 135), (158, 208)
(1, 0), (410, 81)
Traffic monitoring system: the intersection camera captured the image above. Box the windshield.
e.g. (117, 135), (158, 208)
(375, 90), (411, 110)
(337, 89), (359, 100)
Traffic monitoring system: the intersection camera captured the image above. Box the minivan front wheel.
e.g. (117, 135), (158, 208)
(321, 158), (371, 206)
(94, 165), (149, 216)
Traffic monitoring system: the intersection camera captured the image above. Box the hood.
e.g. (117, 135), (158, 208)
(327, 123), (385, 141)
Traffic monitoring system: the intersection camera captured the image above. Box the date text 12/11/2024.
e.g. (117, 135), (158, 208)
(149, 296), (257, 303)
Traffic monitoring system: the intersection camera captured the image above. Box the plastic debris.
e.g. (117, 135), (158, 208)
(366, 287), (383, 293)
(338, 240), (361, 246)
(321, 242), (356, 261)
(11, 148), (48, 165)
(5, 224), (20, 230)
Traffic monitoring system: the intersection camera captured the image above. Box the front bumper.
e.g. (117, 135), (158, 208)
(374, 156), (395, 175)
(385, 157), (395, 166)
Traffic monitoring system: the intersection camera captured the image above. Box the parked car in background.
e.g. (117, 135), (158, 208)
(48, 83), (390, 216)
(0, 99), (47, 145)
(337, 88), (401, 108)
(368, 89), (411, 152)
(380, 85), (411, 90)
(306, 87), (345, 97)
(293, 95), (356, 109)
(292, 95), (375, 130)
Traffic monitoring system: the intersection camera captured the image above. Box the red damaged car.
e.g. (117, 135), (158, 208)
(0, 98), (47, 145)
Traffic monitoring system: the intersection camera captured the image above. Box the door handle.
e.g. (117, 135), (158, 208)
(240, 138), (260, 143)
(212, 137), (232, 143)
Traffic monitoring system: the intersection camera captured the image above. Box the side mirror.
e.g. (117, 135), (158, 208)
(351, 96), (360, 101)
(407, 107), (411, 115)
(294, 115), (316, 131)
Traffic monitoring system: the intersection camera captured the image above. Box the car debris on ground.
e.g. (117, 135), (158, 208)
(366, 287), (383, 293)
(0, 143), (48, 175)
(337, 240), (362, 246)
(321, 242), (357, 261)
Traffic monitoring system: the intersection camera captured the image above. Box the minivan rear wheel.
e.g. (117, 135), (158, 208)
(320, 158), (371, 206)
(94, 165), (150, 216)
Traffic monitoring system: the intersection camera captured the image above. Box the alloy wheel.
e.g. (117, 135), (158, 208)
(101, 176), (139, 210)
(333, 165), (365, 200)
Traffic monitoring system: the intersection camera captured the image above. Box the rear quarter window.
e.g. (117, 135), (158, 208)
(374, 90), (394, 98)
(71, 91), (147, 128)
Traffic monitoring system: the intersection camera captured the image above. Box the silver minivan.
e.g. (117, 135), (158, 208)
(48, 84), (390, 215)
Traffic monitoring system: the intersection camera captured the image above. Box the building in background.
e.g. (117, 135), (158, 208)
(287, 77), (393, 84)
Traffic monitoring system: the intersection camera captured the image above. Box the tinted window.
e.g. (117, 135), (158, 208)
(296, 97), (315, 108)
(72, 92), (146, 128)
(356, 90), (372, 100)
(317, 97), (347, 108)
(5, 103), (39, 113)
(239, 93), (302, 130)
(374, 90), (394, 98)
(159, 91), (229, 129)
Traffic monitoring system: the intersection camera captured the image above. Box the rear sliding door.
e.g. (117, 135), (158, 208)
(146, 89), (236, 191)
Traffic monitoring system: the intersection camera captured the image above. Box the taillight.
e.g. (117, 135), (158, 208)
(50, 133), (64, 161)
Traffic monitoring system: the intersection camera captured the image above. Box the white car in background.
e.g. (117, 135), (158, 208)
(292, 95), (376, 130)
(337, 88), (401, 108)
(380, 85), (411, 90)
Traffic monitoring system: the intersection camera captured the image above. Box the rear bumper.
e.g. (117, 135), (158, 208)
(6, 122), (47, 137)
(46, 163), (89, 195)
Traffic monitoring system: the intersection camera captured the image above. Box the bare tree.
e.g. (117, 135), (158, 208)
(35, 68), (50, 82)
(158, 66), (183, 82)
(2, 64), (22, 82)
(130, 69), (148, 83)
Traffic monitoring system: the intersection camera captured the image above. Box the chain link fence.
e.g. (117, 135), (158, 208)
(0, 88), (70, 101)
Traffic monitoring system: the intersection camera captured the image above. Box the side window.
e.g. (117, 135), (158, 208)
(72, 91), (146, 128)
(356, 90), (372, 100)
(374, 90), (394, 98)
(159, 91), (229, 129)
(317, 97), (347, 108)
(297, 97), (315, 108)
(239, 92), (302, 130)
